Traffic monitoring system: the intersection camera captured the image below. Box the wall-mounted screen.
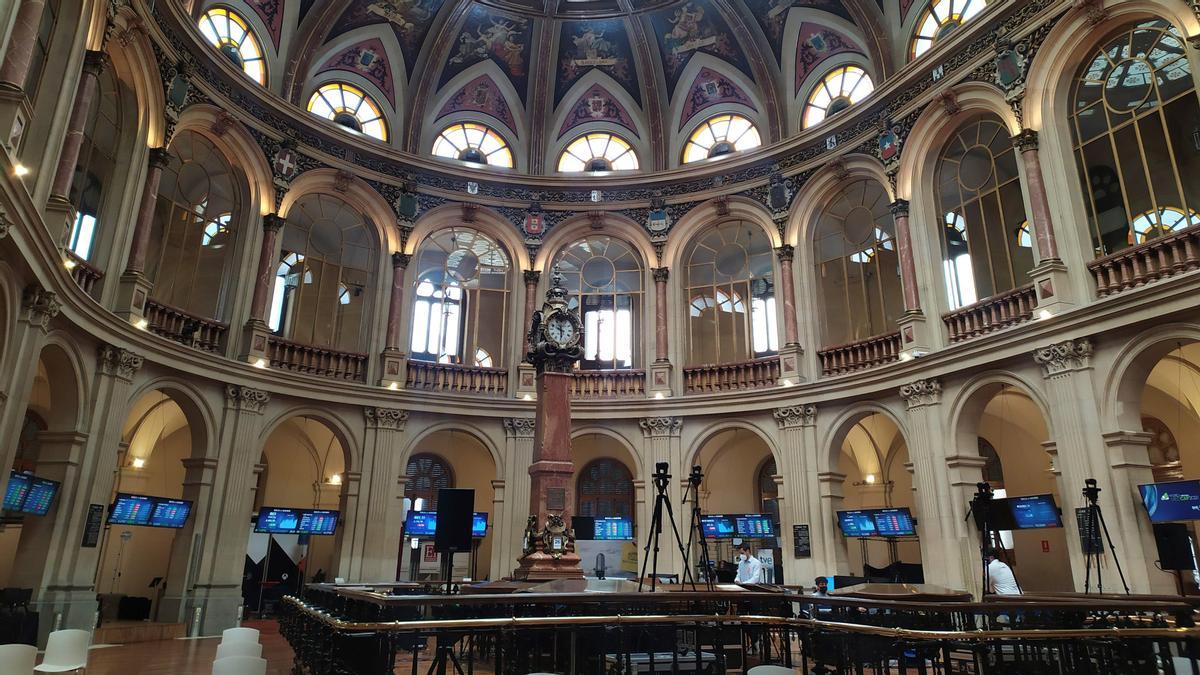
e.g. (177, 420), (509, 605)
(594, 516), (634, 541)
(1008, 494), (1062, 529)
(148, 498), (192, 529)
(298, 509), (338, 536)
(255, 507), (302, 534)
(700, 515), (735, 539)
(3, 473), (60, 516)
(872, 508), (916, 537)
(405, 511), (437, 537)
(735, 514), (775, 538)
(837, 510), (878, 537)
(108, 494), (156, 526)
(1140, 480), (1200, 523)
(472, 512), (488, 538)
(3, 472), (31, 512)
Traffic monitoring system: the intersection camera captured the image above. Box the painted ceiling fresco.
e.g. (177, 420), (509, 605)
(555, 20), (640, 106)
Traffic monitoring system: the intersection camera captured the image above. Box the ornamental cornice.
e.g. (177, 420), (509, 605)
(503, 417), (536, 439)
(21, 285), (61, 329)
(1033, 338), (1093, 378)
(640, 417), (682, 438)
(364, 407), (408, 430)
(774, 405), (816, 429)
(900, 378), (942, 409)
(98, 345), (143, 382)
(224, 384), (269, 413)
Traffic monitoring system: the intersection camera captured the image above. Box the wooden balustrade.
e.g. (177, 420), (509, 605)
(571, 369), (645, 399)
(818, 332), (902, 376)
(683, 357), (779, 394)
(942, 284), (1037, 343)
(405, 360), (507, 395)
(65, 252), (102, 296)
(143, 298), (228, 354)
(267, 336), (368, 381)
(1089, 226), (1200, 297)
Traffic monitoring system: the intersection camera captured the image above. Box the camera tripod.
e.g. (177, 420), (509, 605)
(639, 462), (694, 592)
(1081, 478), (1130, 594)
(680, 465), (715, 591)
(966, 482), (1005, 595)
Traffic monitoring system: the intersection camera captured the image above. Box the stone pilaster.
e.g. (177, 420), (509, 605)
(355, 407), (409, 581)
(650, 267), (672, 397)
(639, 417), (684, 577)
(0, 285), (60, 480)
(816, 470), (849, 574)
(158, 456), (218, 626)
(330, 471), (363, 579)
(773, 404), (819, 582)
(381, 253), (411, 388)
(500, 418), (535, 573)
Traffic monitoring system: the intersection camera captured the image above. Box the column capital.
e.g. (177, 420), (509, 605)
(899, 378), (942, 409)
(1012, 128), (1039, 151)
(774, 244), (795, 263)
(0, 204), (11, 239)
(639, 416), (682, 438)
(262, 213), (286, 233)
(21, 284), (61, 328)
(391, 251), (411, 269)
(224, 384), (270, 414)
(503, 417), (536, 438)
(889, 199), (910, 218)
(523, 269), (541, 286)
(774, 404), (816, 429)
(97, 344), (143, 382)
(147, 146), (172, 169)
(1033, 338), (1093, 378)
(652, 267), (669, 283)
(364, 406), (408, 430)
(82, 50), (110, 76)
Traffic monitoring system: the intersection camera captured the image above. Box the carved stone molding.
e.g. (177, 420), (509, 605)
(890, 199), (910, 219)
(774, 405), (816, 429)
(900, 378), (942, 409)
(262, 213), (285, 233)
(639, 417), (682, 438)
(1012, 129), (1039, 152)
(503, 417), (536, 439)
(775, 245), (795, 263)
(1072, 0), (1107, 26)
(98, 345), (144, 382)
(391, 252), (411, 269)
(652, 267), (669, 283)
(21, 285), (61, 329)
(523, 270), (541, 286)
(0, 204), (10, 239)
(225, 384), (270, 413)
(147, 146), (172, 170)
(364, 407), (408, 430)
(1033, 338), (1093, 378)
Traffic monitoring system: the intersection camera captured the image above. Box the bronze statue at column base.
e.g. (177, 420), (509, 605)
(512, 514), (583, 581)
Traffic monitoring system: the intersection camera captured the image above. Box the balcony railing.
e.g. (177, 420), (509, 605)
(683, 357), (779, 394)
(405, 361), (507, 395)
(943, 284), (1037, 343)
(572, 369), (645, 399)
(1089, 225), (1200, 297)
(267, 336), (367, 381)
(143, 298), (228, 354)
(818, 332), (902, 376)
(65, 252), (102, 296)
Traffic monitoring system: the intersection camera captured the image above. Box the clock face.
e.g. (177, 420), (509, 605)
(546, 315), (577, 346)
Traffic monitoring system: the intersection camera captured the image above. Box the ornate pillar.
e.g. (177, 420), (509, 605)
(816, 471), (849, 574)
(890, 200), (931, 354)
(1013, 130), (1074, 311)
(240, 214), (285, 364)
(0, 0), (47, 91)
(516, 271), (541, 398)
(488, 478), (506, 581)
(0, 286), (59, 479)
(357, 407), (409, 581)
(638, 417), (684, 578)
(774, 247), (803, 384)
(381, 253), (411, 388)
(501, 418), (535, 574)
(774, 405), (819, 583)
(116, 148), (172, 320)
(49, 51), (107, 201)
(158, 456), (219, 624)
(650, 267), (672, 397)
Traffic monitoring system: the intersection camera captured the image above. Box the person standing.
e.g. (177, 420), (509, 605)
(985, 548), (1022, 595)
(734, 543), (764, 585)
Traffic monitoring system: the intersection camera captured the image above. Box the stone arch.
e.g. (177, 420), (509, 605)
(0, 264), (15, 379)
(664, 196), (780, 269)
(279, 168), (400, 253)
(1107, 323), (1200, 433)
(405, 203), (530, 270)
(124, 377), (217, 461)
(108, 6), (167, 146)
(258, 406), (361, 473)
(426, 60), (527, 154)
(571, 425), (642, 473)
(399, 420), (504, 478)
(669, 54), (767, 167)
(534, 212), (656, 276)
(30, 335), (88, 433)
(819, 401), (909, 476)
(785, 152), (892, 246)
(172, 104), (275, 217)
(949, 371), (1055, 457)
(686, 418), (782, 472)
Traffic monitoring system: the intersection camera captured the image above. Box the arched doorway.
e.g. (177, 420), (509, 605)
(573, 433), (639, 579)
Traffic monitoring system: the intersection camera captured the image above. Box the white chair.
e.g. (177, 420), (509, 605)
(33, 629), (90, 673)
(0, 643), (38, 675)
(212, 655), (267, 675)
(215, 641), (263, 660)
(219, 627), (260, 645)
(746, 667), (796, 675)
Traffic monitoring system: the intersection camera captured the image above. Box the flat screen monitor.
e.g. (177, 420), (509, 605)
(594, 516), (634, 541)
(837, 510), (878, 538)
(735, 514), (775, 538)
(298, 509), (338, 535)
(872, 508), (916, 537)
(700, 515), (735, 539)
(1008, 494), (1062, 529)
(148, 498), (192, 528)
(255, 507), (301, 534)
(1140, 480), (1200, 523)
(3, 472), (31, 512)
(109, 494), (155, 526)
(572, 516), (595, 541)
(472, 512), (488, 538)
(405, 511), (437, 537)
(21, 477), (60, 516)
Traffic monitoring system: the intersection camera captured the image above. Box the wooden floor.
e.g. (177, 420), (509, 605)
(84, 620), (294, 675)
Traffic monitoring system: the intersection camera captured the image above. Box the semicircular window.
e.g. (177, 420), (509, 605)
(683, 114), (762, 164)
(558, 133), (639, 173)
(910, 0), (988, 60)
(431, 122), (514, 168)
(197, 7), (266, 85)
(306, 82), (388, 141)
(803, 65), (874, 129)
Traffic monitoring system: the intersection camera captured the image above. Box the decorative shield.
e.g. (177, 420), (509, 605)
(272, 146), (299, 181)
(879, 129), (900, 163)
(523, 211), (545, 237)
(394, 192), (418, 220)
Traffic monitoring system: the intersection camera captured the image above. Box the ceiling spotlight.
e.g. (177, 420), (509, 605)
(328, 473), (342, 486)
(133, 318), (149, 330)
(131, 457), (146, 469)
(13, 164), (29, 177)
(1038, 309), (1053, 321)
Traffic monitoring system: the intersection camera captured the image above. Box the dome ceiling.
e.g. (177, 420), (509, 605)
(214, 0), (929, 170)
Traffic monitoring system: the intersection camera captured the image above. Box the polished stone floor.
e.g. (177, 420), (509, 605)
(84, 620), (293, 675)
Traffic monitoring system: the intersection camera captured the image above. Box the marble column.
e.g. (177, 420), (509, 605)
(521, 270), (540, 354)
(638, 417), (684, 578)
(0, 0), (47, 91)
(49, 51), (107, 201)
(384, 253), (410, 350)
(652, 267), (669, 361)
(0, 286), (59, 479)
(774, 246), (799, 346)
(1012, 130), (1059, 261)
(123, 148), (172, 276)
(889, 200), (921, 313)
(774, 405), (820, 583)
(247, 214), (285, 323)
(358, 407), (409, 581)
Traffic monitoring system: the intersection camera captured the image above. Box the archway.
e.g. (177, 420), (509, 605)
(573, 433), (639, 579)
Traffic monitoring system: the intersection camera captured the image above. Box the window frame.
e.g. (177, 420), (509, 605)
(306, 82), (389, 142)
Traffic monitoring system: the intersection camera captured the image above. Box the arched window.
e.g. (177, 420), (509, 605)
(577, 458), (634, 519)
(553, 236), (644, 370)
(910, 0), (988, 60)
(683, 221), (778, 365)
(306, 82), (388, 141)
(268, 194), (375, 350)
(814, 179), (903, 345)
(198, 7), (267, 85)
(802, 65), (874, 129)
(682, 114), (762, 164)
(146, 131), (240, 320)
(1071, 20), (1198, 257)
(935, 115), (1033, 310)
(431, 122), (514, 168)
(410, 228), (511, 367)
(558, 133), (639, 172)
(24, 0), (57, 100)
(66, 67), (122, 261)
(405, 453), (454, 511)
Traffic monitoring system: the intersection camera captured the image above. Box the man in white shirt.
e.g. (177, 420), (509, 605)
(734, 543), (764, 585)
(985, 548), (1022, 595)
